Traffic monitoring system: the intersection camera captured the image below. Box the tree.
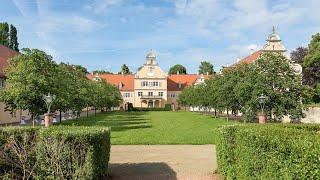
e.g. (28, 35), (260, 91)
(198, 61), (215, 75)
(0, 22), (9, 47)
(168, 64), (187, 75)
(303, 33), (320, 88)
(9, 24), (19, 51)
(93, 70), (113, 74)
(118, 64), (131, 74)
(290, 47), (308, 64)
(0, 48), (59, 123)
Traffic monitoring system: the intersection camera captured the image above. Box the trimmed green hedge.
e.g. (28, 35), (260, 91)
(0, 126), (110, 179)
(217, 124), (320, 179)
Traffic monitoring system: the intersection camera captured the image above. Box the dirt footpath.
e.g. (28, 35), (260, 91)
(109, 145), (220, 180)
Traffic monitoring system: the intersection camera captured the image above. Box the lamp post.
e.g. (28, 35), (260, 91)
(258, 94), (267, 124)
(43, 93), (56, 127)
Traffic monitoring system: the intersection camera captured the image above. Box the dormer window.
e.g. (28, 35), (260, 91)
(177, 83), (182, 89)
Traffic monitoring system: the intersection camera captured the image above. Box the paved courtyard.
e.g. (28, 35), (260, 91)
(109, 145), (220, 180)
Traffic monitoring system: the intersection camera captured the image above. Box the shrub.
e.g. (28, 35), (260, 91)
(133, 107), (171, 111)
(0, 127), (40, 179)
(0, 126), (110, 179)
(164, 104), (172, 111)
(217, 124), (320, 179)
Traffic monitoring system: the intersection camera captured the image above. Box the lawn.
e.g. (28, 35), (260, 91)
(61, 111), (236, 145)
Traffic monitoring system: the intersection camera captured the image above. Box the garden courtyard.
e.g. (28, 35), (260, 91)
(63, 111), (235, 179)
(62, 111), (236, 145)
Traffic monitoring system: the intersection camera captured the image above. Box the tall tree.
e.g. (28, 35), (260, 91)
(290, 47), (308, 64)
(168, 64), (187, 75)
(0, 48), (59, 122)
(9, 24), (19, 51)
(93, 70), (113, 74)
(118, 64), (131, 74)
(198, 61), (215, 75)
(0, 22), (9, 47)
(303, 33), (320, 88)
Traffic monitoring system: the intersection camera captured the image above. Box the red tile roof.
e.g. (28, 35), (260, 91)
(87, 74), (134, 91)
(232, 50), (262, 66)
(0, 45), (20, 77)
(167, 74), (209, 91)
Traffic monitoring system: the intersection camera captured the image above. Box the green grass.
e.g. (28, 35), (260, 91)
(61, 111), (236, 145)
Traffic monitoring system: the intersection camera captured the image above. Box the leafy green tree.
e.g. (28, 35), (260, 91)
(0, 22), (9, 47)
(168, 64), (187, 75)
(303, 33), (320, 88)
(93, 70), (113, 74)
(9, 24), (19, 51)
(0, 48), (59, 122)
(118, 64), (131, 74)
(198, 61), (215, 75)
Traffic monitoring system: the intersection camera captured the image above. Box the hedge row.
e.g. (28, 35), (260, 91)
(0, 126), (110, 179)
(217, 124), (320, 179)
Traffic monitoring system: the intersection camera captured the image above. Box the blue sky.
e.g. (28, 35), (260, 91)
(1, 0), (319, 73)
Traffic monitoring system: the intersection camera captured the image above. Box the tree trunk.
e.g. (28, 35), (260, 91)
(87, 106), (89, 117)
(59, 111), (62, 123)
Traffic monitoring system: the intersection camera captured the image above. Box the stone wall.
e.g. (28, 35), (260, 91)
(301, 107), (320, 124)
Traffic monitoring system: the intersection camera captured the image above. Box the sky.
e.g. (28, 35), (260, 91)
(0, 0), (319, 73)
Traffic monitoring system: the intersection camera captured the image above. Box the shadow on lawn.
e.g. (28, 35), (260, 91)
(62, 111), (152, 132)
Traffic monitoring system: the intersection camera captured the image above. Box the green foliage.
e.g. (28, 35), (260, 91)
(93, 70), (113, 74)
(198, 61), (215, 75)
(164, 103), (172, 110)
(118, 64), (131, 74)
(9, 25), (18, 51)
(133, 107), (171, 111)
(37, 126), (110, 179)
(217, 124), (320, 179)
(168, 64), (187, 74)
(0, 49), (122, 121)
(0, 126), (110, 179)
(179, 52), (312, 122)
(0, 22), (18, 51)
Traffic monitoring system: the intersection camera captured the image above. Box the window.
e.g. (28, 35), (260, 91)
(123, 92), (131, 98)
(158, 92), (163, 97)
(142, 81), (148, 87)
(170, 93), (176, 98)
(138, 92), (143, 97)
(148, 92), (153, 96)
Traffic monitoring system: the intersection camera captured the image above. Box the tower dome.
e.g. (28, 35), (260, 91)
(267, 26), (281, 42)
(145, 50), (157, 65)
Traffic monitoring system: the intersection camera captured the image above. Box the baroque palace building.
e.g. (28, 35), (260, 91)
(87, 51), (209, 110)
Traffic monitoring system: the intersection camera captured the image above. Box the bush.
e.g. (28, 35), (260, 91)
(0, 126), (110, 179)
(217, 124), (320, 179)
(164, 104), (172, 111)
(133, 107), (171, 111)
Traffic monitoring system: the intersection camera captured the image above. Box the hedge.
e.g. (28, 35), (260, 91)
(217, 124), (320, 179)
(0, 126), (110, 179)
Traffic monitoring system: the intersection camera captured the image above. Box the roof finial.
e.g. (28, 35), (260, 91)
(272, 26), (276, 33)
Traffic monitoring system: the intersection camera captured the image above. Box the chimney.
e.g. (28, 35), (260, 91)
(91, 72), (94, 76)
(250, 48), (255, 55)
(206, 72), (209, 76)
(177, 71), (180, 75)
(121, 71), (124, 76)
(236, 57), (241, 62)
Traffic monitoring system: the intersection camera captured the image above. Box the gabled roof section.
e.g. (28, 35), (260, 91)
(87, 73), (134, 91)
(0, 45), (20, 77)
(167, 74), (210, 91)
(231, 50), (262, 67)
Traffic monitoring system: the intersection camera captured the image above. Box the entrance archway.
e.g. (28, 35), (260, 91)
(148, 100), (153, 108)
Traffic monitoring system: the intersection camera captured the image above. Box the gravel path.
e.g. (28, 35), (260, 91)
(109, 145), (220, 180)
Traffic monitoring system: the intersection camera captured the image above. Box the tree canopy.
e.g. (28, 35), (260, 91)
(0, 22), (19, 51)
(178, 52), (312, 122)
(198, 61), (215, 75)
(118, 64), (131, 74)
(168, 64), (187, 75)
(0, 48), (122, 122)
